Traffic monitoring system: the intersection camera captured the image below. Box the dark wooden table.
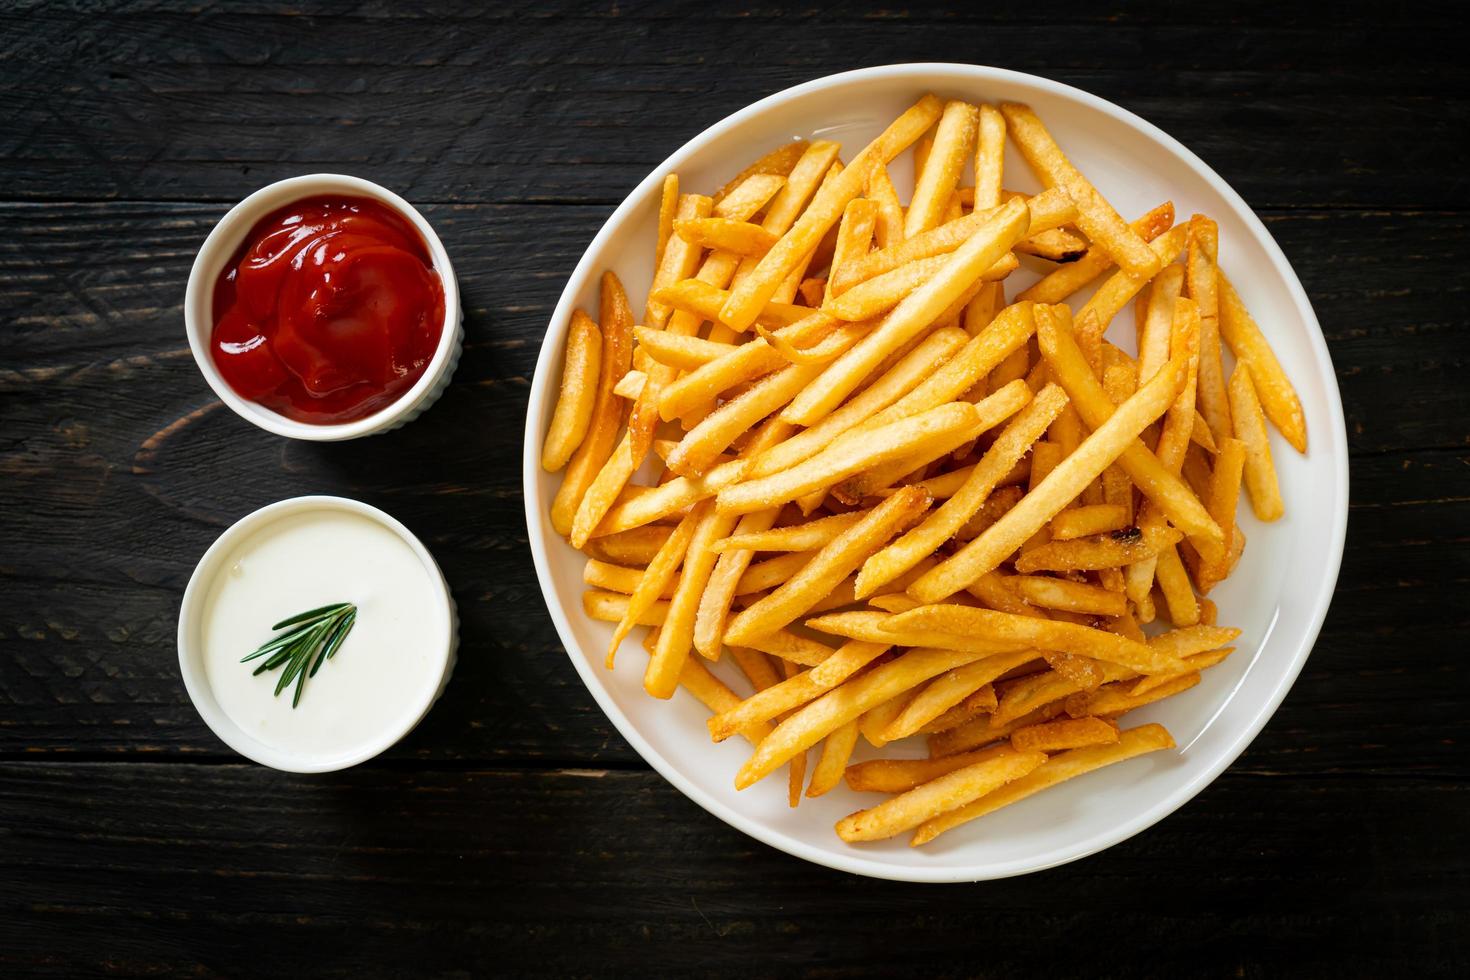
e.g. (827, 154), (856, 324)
(3, 3), (1468, 976)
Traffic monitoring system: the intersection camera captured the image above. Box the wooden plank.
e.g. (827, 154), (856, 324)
(0, 4), (1466, 207)
(0, 763), (1465, 977)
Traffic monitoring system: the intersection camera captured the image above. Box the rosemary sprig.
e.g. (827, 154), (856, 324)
(241, 602), (357, 708)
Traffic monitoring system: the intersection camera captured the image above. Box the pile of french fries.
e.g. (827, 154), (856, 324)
(541, 94), (1307, 847)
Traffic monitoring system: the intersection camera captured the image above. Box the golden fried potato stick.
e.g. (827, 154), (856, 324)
(734, 551), (812, 594)
(1076, 222), (1189, 330)
(551, 274), (635, 536)
(644, 505), (735, 698)
(1050, 503), (1129, 540)
(1137, 264), (1185, 384)
(882, 649), (1037, 742)
(583, 589), (668, 626)
(673, 647), (773, 747)
(906, 100), (981, 238)
(1228, 363), (1285, 521)
(1011, 576), (1127, 617)
(1033, 306), (1223, 548)
(912, 724), (1174, 845)
(911, 354), (1189, 603)
(836, 746), (1046, 843)
(806, 609), (1030, 657)
(1000, 102), (1160, 278)
(1154, 543), (1200, 626)
(717, 401), (980, 516)
(645, 194), (714, 328)
(1070, 672), (1200, 718)
(712, 173), (787, 221)
(824, 199), (880, 305)
(583, 558), (673, 597)
(973, 104), (1006, 210)
(1195, 437), (1247, 592)
(712, 510), (866, 553)
(866, 165), (906, 249)
(631, 328), (735, 371)
(582, 524), (674, 565)
(720, 95), (944, 332)
(1218, 273), (1308, 452)
(707, 640), (890, 742)
(1010, 715), (1119, 753)
(829, 188), (1075, 297)
(711, 140), (809, 206)
(541, 310), (601, 472)
(807, 719), (861, 798)
(1130, 646), (1233, 696)
(1187, 215), (1234, 448)
(1014, 526), (1182, 573)
(1017, 202), (1175, 305)
(605, 502), (706, 667)
(742, 627), (835, 667)
(846, 743), (1013, 794)
(735, 645), (1012, 789)
(883, 605), (1185, 676)
(724, 486), (931, 645)
(856, 384), (1065, 597)
(831, 382), (1032, 503)
(654, 174), (679, 269)
(673, 217), (778, 255)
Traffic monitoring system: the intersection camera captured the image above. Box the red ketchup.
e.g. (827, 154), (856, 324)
(211, 195), (446, 424)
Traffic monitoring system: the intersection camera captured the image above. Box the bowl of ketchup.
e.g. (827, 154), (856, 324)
(185, 174), (462, 440)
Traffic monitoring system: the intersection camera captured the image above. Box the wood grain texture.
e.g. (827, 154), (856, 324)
(2, 763), (1467, 978)
(1, 1), (1468, 976)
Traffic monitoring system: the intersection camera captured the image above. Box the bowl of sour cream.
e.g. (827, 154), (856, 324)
(177, 495), (458, 772)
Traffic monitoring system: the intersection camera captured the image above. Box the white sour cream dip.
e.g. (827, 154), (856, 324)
(199, 507), (448, 767)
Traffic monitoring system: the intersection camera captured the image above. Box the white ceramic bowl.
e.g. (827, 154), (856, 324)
(522, 65), (1348, 881)
(178, 495), (459, 772)
(184, 174), (464, 441)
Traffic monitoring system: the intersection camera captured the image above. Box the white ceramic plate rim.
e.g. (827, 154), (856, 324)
(521, 64), (1348, 881)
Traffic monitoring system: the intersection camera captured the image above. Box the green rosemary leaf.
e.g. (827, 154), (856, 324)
(271, 602), (352, 631)
(245, 602), (357, 708)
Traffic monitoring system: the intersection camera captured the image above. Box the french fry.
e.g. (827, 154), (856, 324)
(712, 510), (865, 553)
(824, 199), (880, 305)
(720, 95), (945, 332)
(846, 743), (1013, 793)
(806, 609), (1026, 657)
(1014, 525), (1182, 573)
(673, 217), (778, 255)
(856, 384), (1067, 597)
(654, 174), (679, 268)
(550, 274), (636, 536)
(972, 104), (1006, 210)
(717, 402), (981, 516)
(858, 693), (913, 748)
(906, 101), (981, 237)
(1076, 223), (1190, 330)
(678, 654), (773, 747)
(1138, 265), (1184, 384)
(735, 551), (812, 594)
(736, 645), (997, 789)
(645, 504), (738, 698)
(808, 719), (861, 798)
(582, 525), (674, 565)
(583, 558), (672, 597)
(830, 188), (1075, 297)
(1011, 576), (1127, 617)
(593, 451), (750, 536)
(709, 644), (889, 747)
(1069, 671), (1200, 718)
(744, 628), (837, 668)
(1130, 646), (1233, 696)
(1050, 503), (1130, 540)
(1000, 102), (1159, 278)
(1033, 305), (1224, 550)
(867, 165), (905, 248)
(606, 501), (706, 667)
(1228, 364), (1285, 521)
(835, 747), (1046, 842)
(784, 198), (1031, 425)
(712, 140), (808, 205)
(1017, 202), (1175, 305)
(712, 173), (787, 221)
(583, 589), (668, 627)
(646, 195), (714, 329)
(665, 360), (831, 477)
(1218, 273), (1308, 452)
(882, 650), (1036, 742)
(927, 701), (1062, 757)
(912, 724), (1174, 844)
(831, 382), (1033, 503)
(911, 354), (1188, 603)
(884, 604), (1185, 676)
(1010, 715), (1119, 753)
(541, 310), (602, 472)
(1195, 437), (1246, 591)
(632, 328), (735, 371)
(1148, 624), (1240, 659)
(724, 486), (931, 645)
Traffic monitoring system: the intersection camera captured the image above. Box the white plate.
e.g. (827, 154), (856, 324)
(522, 65), (1348, 881)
